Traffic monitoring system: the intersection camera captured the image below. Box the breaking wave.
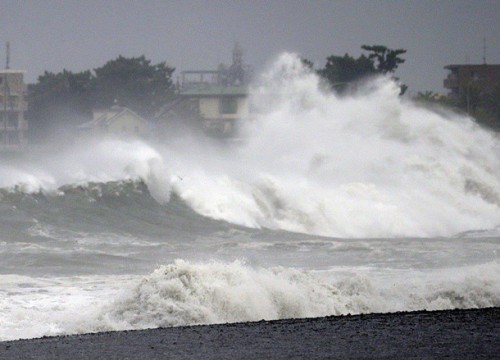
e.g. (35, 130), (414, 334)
(1, 53), (499, 238)
(2, 260), (498, 340)
(100, 260), (500, 330)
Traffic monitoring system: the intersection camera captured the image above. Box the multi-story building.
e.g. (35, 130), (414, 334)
(156, 44), (252, 136)
(178, 84), (249, 135)
(443, 64), (500, 98)
(0, 69), (28, 151)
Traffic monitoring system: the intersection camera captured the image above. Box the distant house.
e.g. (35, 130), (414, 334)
(443, 64), (500, 98)
(1, 69), (28, 152)
(78, 105), (149, 138)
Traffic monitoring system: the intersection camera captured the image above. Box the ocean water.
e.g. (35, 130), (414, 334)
(1, 54), (499, 341)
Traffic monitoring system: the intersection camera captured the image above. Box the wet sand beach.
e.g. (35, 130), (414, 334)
(1, 308), (498, 359)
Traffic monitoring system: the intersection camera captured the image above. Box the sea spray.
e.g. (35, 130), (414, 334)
(1, 52), (499, 238)
(1, 52), (499, 343)
(0, 138), (170, 198)
(167, 53), (500, 237)
(99, 260), (499, 331)
(2, 260), (498, 341)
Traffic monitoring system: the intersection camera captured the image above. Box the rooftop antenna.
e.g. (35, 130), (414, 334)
(483, 37), (487, 65)
(3, 41), (10, 145)
(5, 41), (10, 69)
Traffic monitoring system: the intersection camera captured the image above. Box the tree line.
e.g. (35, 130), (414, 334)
(414, 85), (500, 130)
(27, 55), (175, 139)
(313, 45), (407, 94)
(27, 45), (499, 140)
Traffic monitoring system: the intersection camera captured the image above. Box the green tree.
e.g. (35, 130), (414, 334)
(361, 45), (407, 94)
(27, 70), (93, 140)
(413, 91), (457, 110)
(93, 55), (175, 118)
(361, 45), (407, 74)
(318, 45), (407, 94)
(27, 55), (176, 139)
(300, 58), (315, 71)
(317, 53), (375, 92)
(415, 91), (437, 102)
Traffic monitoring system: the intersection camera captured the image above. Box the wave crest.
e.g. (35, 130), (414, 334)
(98, 260), (500, 331)
(1, 260), (498, 341)
(1, 53), (499, 237)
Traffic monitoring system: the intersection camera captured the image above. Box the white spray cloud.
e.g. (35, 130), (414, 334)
(2, 260), (498, 340)
(166, 53), (500, 237)
(1, 53), (499, 237)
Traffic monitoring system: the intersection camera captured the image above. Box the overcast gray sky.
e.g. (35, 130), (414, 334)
(1, 0), (499, 93)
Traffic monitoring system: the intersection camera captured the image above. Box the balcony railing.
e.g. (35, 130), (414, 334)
(0, 120), (28, 131)
(443, 77), (458, 89)
(0, 143), (26, 152)
(0, 102), (28, 112)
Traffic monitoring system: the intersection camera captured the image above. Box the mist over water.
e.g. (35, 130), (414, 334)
(4, 53), (498, 237)
(1, 53), (499, 340)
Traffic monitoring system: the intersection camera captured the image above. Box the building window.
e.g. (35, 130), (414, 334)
(8, 117), (18, 128)
(220, 97), (237, 114)
(7, 132), (19, 144)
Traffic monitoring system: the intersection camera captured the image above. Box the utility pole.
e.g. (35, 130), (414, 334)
(6, 41), (10, 69)
(483, 38), (487, 65)
(2, 42), (9, 146)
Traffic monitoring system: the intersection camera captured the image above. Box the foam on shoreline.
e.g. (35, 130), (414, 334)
(1, 308), (498, 359)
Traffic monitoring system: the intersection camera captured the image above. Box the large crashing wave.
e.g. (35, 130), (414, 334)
(100, 260), (500, 330)
(0, 139), (171, 201)
(2, 260), (498, 340)
(171, 54), (499, 237)
(1, 53), (499, 237)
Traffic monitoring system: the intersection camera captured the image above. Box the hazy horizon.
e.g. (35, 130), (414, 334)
(1, 0), (499, 94)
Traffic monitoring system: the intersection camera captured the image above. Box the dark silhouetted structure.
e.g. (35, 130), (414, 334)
(443, 64), (500, 98)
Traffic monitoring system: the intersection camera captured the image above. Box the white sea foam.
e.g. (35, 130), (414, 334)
(1, 52), (499, 238)
(1, 260), (498, 341)
(0, 274), (135, 341)
(0, 138), (171, 200)
(165, 54), (500, 237)
(1, 53), (498, 343)
(100, 260), (500, 330)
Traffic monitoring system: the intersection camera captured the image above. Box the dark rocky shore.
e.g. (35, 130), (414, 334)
(1, 308), (498, 359)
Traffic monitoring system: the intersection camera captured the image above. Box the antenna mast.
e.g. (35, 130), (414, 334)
(3, 42), (10, 146)
(6, 41), (10, 69)
(483, 38), (487, 65)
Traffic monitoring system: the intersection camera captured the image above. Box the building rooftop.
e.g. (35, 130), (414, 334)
(444, 64), (500, 69)
(0, 69), (26, 73)
(180, 85), (249, 97)
(78, 106), (145, 129)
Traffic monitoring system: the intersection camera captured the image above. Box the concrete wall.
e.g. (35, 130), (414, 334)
(199, 98), (219, 119)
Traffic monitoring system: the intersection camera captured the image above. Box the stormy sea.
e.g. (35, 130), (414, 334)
(1, 54), (499, 342)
